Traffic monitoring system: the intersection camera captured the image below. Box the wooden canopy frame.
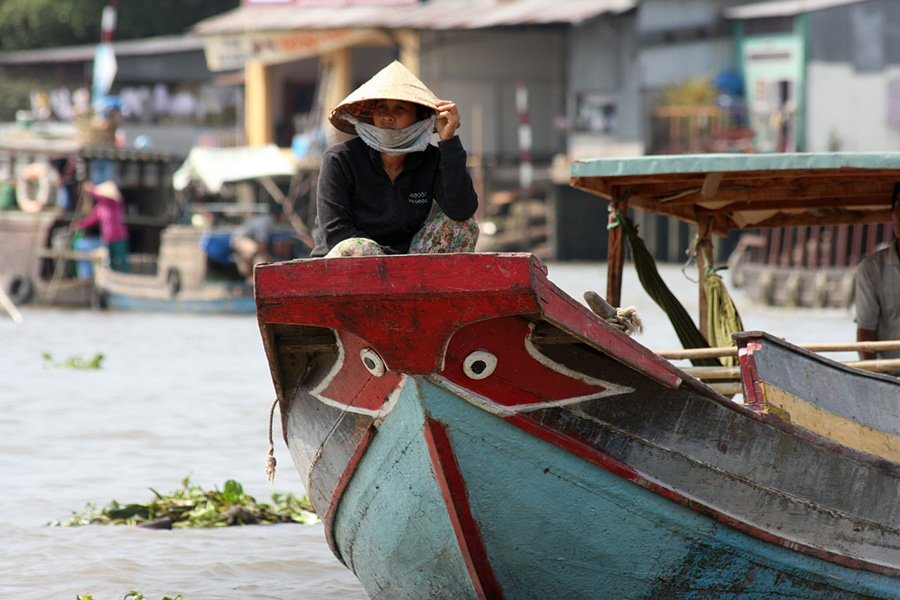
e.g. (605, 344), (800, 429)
(570, 152), (900, 340)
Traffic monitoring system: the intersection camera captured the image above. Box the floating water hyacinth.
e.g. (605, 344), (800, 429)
(51, 477), (318, 528)
(77, 593), (188, 600)
(42, 351), (104, 369)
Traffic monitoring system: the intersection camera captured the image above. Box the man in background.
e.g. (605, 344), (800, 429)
(855, 190), (900, 366)
(230, 205), (296, 281)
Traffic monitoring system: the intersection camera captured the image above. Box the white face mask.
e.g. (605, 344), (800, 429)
(341, 114), (436, 157)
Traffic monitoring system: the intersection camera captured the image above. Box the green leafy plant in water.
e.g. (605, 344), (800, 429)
(42, 351), (104, 369)
(51, 476), (318, 528)
(76, 593), (188, 600)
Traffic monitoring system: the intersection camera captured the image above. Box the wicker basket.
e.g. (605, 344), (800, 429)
(75, 115), (118, 146)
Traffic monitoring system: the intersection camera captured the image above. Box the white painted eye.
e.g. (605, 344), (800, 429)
(360, 348), (385, 377)
(463, 351), (497, 380)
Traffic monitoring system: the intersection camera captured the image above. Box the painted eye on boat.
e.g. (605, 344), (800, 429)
(360, 348), (386, 377)
(463, 351), (497, 380)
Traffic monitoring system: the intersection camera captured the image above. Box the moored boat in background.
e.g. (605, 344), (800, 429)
(93, 224), (256, 313)
(92, 145), (315, 314)
(0, 125), (179, 308)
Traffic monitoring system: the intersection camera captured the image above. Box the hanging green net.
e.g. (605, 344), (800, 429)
(616, 214), (742, 367)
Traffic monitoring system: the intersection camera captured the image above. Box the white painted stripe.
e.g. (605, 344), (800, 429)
(309, 331), (401, 419)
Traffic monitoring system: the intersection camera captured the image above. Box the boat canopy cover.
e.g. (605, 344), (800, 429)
(173, 144), (297, 193)
(570, 152), (900, 236)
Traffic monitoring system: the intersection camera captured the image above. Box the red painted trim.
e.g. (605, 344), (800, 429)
(504, 413), (900, 579)
(530, 275), (684, 390)
(737, 341), (766, 411)
(255, 253), (545, 374)
(424, 417), (506, 600)
(323, 424), (378, 565)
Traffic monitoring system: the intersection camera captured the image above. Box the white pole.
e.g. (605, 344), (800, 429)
(0, 288), (23, 323)
(516, 81), (532, 192)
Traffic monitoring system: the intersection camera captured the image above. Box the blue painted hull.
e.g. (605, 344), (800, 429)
(329, 376), (900, 599)
(103, 289), (254, 314)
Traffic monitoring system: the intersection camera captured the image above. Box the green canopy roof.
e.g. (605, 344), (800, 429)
(570, 152), (900, 236)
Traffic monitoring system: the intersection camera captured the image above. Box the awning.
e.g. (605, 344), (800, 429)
(570, 152), (900, 235)
(724, 0), (867, 20)
(173, 144), (297, 193)
(192, 0), (636, 36)
(203, 28), (387, 71)
(0, 35), (204, 66)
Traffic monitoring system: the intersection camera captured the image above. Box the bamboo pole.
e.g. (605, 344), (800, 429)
(655, 339), (900, 360)
(0, 287), (23, 323)
(696, 215), (715, 342)
(707, 382), (742, 395)
(682, 358), (900, 382)
(682, 366), (740, 380)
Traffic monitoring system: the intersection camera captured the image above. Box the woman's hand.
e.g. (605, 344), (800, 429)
(435, 99), (461, 141)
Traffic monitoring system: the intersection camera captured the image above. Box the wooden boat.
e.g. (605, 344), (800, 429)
(0, 208), (97, 307)
(254, 152), (900, 598)
(93, 145), (314, 314)
(93, 224), (255, 314)
(0, 138), (178, 309)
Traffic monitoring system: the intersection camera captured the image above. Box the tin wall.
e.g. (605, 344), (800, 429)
(420, 28), (567, 163)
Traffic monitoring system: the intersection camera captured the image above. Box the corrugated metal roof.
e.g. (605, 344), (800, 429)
(724, 0), (867, 20)
(192, 0), (636, 35)
(0, 36), (204, 65)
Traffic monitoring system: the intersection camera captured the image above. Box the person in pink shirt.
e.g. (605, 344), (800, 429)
(74, 181), (129, 272)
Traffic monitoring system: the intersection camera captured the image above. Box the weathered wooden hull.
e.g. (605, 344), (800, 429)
(255, 253), (900, 599)
(0, 209), (95, 307)
(95, 265), (254, 313)
(94, 225), (254, 314)
(737, 330), (900, 461)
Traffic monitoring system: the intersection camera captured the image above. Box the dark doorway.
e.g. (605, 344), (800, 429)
(278, 81), (317, 147)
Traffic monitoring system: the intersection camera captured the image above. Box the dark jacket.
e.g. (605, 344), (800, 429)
(311, 135), (478, 256)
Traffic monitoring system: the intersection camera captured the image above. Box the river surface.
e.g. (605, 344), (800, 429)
(1, 261), (859, 600)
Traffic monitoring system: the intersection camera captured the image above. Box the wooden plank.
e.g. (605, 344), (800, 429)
(606, 198), (628, 308)
(696, 218), (713, 341)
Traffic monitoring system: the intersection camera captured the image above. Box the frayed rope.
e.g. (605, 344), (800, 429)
(265, 398), (278, 485)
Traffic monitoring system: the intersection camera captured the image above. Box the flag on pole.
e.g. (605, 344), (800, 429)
(92, 3), (118, 106)
(92, 43), (117, 104)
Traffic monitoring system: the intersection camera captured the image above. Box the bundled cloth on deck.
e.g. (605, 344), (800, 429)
(200, 231), (235, 266)
(704, 267), (744, 367)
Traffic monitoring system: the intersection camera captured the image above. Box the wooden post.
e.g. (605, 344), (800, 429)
(606, 198), (628, 308)
(395, 29), (420, 75)
(319, 48), (352, 137)
(245, 60), (273, 147)
(696, 218), (714, 341)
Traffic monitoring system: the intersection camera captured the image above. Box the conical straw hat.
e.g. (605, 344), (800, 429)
(89, 180), (123, 203)
(329, 61), (439, 135)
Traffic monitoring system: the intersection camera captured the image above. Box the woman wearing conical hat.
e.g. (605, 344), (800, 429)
(310, 61), (479, 257)
(73, 180), (130, 272)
